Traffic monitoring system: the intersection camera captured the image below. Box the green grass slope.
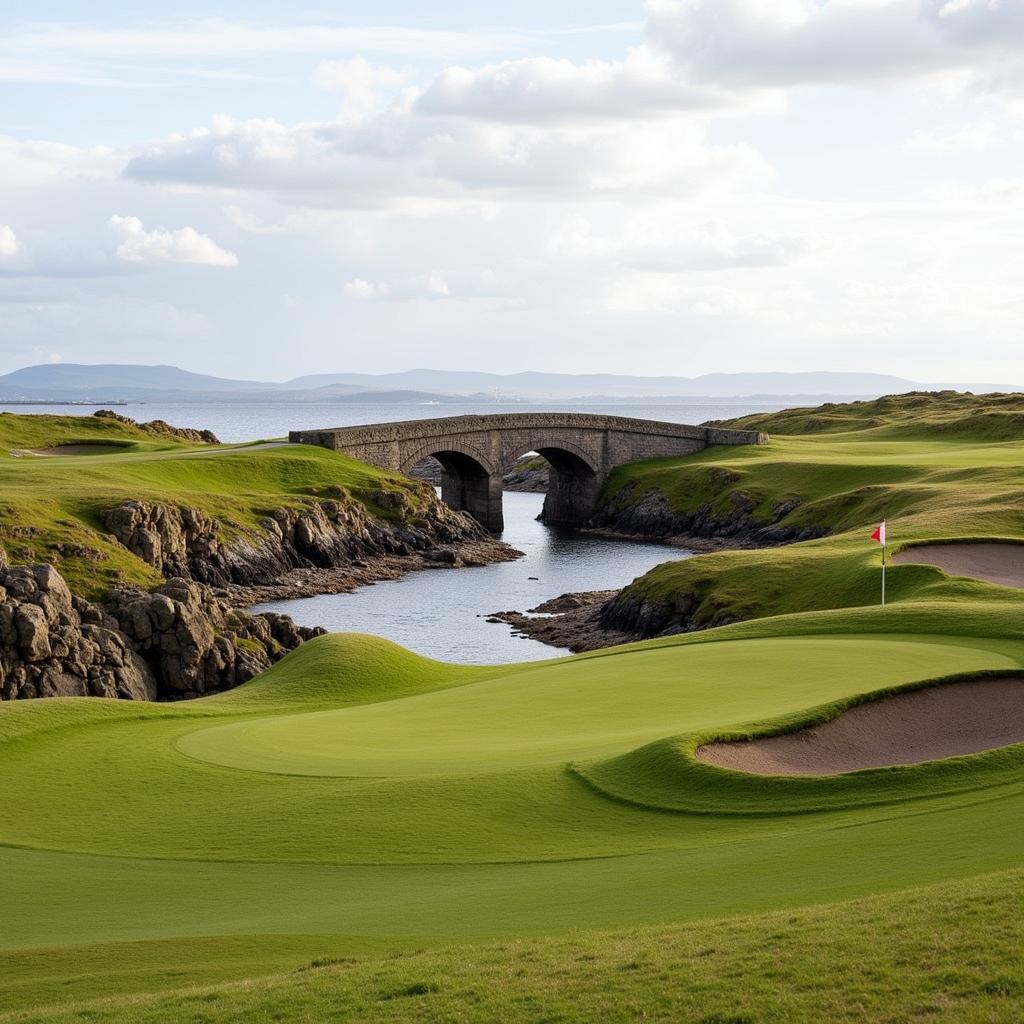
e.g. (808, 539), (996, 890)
(0, 413), (433, 596)
(5, 869), (1021, 1023)
(599, 392), (1024, 630)
(2, 602), (1023, 1018)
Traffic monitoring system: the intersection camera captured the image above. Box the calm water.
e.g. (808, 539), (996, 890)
(0, 399), (785, 443)
(255, 491), (691, 664)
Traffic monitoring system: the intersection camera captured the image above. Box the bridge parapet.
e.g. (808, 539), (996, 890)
(289, 413), (767, 531)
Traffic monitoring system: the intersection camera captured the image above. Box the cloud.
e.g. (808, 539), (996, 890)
(645, 0), (1024, 94)
(342, 270), (502, 301)
(0, 134), (117, 188)
(123, 111), (769, 207)
(109, 215), (238, 267)
(415, 46), (745, 122)
(314, 57), (412, 106)
(0, 225), (20, 258)
(625, 222), (811, 272)
(342, 278), (389, 299)
(549, 217), (810, 272)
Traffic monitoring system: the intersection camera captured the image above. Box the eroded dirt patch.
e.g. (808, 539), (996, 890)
(698, 677), (1024, 776)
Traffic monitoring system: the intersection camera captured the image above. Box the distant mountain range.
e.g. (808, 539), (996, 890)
(0, 363), (1019, 405)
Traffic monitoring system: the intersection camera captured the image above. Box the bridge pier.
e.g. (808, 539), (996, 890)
(441, 468), (505, 533)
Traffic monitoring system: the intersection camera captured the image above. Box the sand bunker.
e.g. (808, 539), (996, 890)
(30, 444), (129, 456)
(697, 677), (1024, 776)
(892, 542), (1024, 589)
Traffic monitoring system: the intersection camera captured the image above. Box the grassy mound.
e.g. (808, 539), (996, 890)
(0, 413), (433, 596)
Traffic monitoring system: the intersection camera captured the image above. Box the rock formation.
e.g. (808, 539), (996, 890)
(590, 479), (828, 547)
(92, 408), (220, 445)
(0, 561), (322, 702)
(101, 489), (487, 588)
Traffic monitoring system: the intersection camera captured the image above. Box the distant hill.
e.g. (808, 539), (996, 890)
(284, 368), (965, 399)
(0, 363), (279, 395)
(1, 363), (1020, 404)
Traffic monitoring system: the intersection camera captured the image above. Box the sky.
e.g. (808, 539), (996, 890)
(1, 0), (1023, 382)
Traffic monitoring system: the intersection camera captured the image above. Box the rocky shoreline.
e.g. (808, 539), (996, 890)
(488, 481), (832, 653)
(1, 476), (521, 702)
(227, 536), (520, 605)
(589, 482), (828, 547)
(488, 591), (631, 652)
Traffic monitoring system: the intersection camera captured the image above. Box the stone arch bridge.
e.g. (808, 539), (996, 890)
(290, 413), (767, 532)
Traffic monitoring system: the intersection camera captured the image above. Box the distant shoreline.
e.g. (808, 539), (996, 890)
(0, 400), (129, 407)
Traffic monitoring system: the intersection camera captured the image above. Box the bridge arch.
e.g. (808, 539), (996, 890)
(400, 440), (502, 533)
(290, 412), (766, 533)
(501, 437), (601, 528)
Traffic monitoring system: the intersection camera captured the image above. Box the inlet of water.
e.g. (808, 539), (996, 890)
(254, 491), (691, 664)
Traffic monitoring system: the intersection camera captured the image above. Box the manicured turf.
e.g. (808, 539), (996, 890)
(4, 396), (1024, 1020)
(2, 607), (1024, 1019)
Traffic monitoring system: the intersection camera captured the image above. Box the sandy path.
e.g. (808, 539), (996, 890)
(892, 542), (1024, 589)
(697, 677), (1024, 776)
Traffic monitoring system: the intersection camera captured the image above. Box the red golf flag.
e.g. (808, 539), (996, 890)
(871, 521), (886, 545)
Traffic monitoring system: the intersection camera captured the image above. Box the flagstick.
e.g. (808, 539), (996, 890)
(881, 543), (886, 607)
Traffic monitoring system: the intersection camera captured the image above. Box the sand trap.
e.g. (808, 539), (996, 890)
(30, 444), (129, 456)
(892, 542), (1024, 589)
(697, 677), (1024, 776)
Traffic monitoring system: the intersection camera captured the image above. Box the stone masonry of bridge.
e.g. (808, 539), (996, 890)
(290, 413), (768, 532)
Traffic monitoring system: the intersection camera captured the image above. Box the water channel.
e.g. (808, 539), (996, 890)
(255, 490), (692, 664)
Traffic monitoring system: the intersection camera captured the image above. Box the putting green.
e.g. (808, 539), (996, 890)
(177, 635), (1021, 777)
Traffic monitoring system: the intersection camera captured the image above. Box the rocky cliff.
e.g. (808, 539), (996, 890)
(589, 479), (828, 547)
(1, 481), (502, 702)
(101, 488), (488, 588)
(0, 554), (322, 702)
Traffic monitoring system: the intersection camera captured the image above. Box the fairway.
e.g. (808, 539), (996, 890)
(3, 616), (1024, 991)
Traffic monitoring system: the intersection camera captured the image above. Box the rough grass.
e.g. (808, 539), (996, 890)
(600, 393), (1024, 628)
(0, 413), (430, 596)
(3, 868), (1022, 1023)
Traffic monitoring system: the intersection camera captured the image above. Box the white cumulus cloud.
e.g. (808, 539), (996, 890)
(122, 111), (769, 207)
(109, 215), (238, 266)
(415, 46), (746, 122)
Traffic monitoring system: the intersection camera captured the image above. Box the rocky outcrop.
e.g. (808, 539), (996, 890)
(107, 578), (323, 699)
(0, 563), (156, 701)
(595, 587), (724, 640)
(93, 409), (220, 445)
(501, 461), (549, 493)
(590, 482), (829, 547)
(0, 563), (322, 702)
(101, 488), (489, 589)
